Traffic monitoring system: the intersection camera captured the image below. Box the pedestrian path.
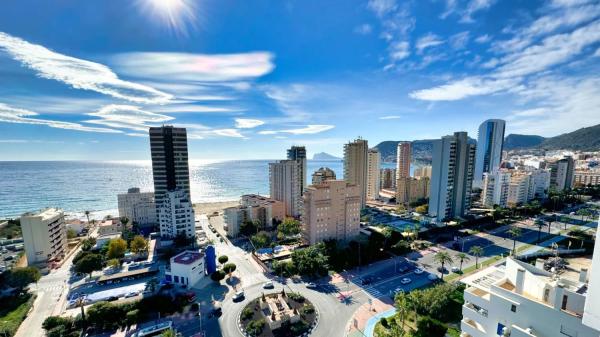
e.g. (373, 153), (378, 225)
(363, 308), (396, 337)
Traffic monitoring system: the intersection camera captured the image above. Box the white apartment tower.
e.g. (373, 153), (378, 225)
(157, 188), (195, 239)
(117, 187), (157, 227)
(429, 132), (476, 222)
(396, 141), (411, 180)
(287, 146), (307, 194)
(481, 170), (511, 208)
(366, 149), (381, 201)
(269, 160), (302, 217)
(550, 156), (575, 191)
(301, 180), (361, 245)
(344, 138), (369, 208)
(20, 208), (68, 266)
(474, 119), (505, 188)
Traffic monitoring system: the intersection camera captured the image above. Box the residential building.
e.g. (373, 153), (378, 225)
(461, 257), (600, 337)
(301, 180), (361, 245)
(65, 219), (85, 235)
(481, 170), (511, 208)
(165, 250), (205, 288)
(269, 160), (302, 217)
(507, 173), (531, 207)
(157, 188), (195, 239)
(396, 177), (430, 205)
(97, 219), (123, 236)
(366, 149), (381, 201)
(380, 168), (396, 189)
(550, 156), (575, 191)
(574, 169), (600, 186)
(474, 119), (506, 188)
(20, 208), (68, 266)
(287, 146), (307, 194)
(223, 195), (285, 237)
(527, 169), (551, 199)
(344, 138), (368, 208)
(429, 132), (476, 222)
(414, 165), (432, 179)
(117, 188), (157, 227)
(583, 217), (600, 330)
(311, 167), (336, 185)
(396, 141), (411, 179)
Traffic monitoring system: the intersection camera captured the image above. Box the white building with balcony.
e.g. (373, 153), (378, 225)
(158, 188), (195, 239)
(460, 257), (599, 337)
(20, 208), (68, 266)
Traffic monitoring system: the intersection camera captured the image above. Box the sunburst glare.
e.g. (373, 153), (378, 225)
(137, 0), (199, 35)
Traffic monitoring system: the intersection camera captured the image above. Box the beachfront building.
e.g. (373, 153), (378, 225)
(366, 149), (381, 201)
(157, 188), (195, 239)
(165, 250), (205, 288)
(574, 169), (600, 186)
(396, 177), (430, 205)
(301, 180), (361, 245)
(287, 146), (307, 194)
(474, 119), (506, 188)
(429, 132), (476, 222)
(549, 156), (575, 191)
(311, 167), (336, 185)
(396, 141), (411, 180)
(414, 165), (432, 179)
(481, 170), (511, 208)
(97, 219), (123, 236)
(117, 188), (157, 227)
(380, 168), (396, 190)
(223, 195), (285, 237)
(344, 138), (369, 208)
(460, 257), (600, 337)
(20, 208), (68, 266)
(269, 159), (303, 217)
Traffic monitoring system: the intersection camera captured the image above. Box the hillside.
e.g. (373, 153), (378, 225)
(504, 134), (546, 150)
(536, 124), (600, 151)
(312, 152), (341, 161)
(374, 138), (474, 163)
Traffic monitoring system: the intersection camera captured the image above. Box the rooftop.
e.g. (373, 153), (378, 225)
(173, 250), (204, 265)
(21, 208), (63, 220)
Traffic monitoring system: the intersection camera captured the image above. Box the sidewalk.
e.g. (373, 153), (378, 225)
(346, 297), (394, 337)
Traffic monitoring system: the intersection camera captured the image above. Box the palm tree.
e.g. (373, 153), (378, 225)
(469, 246), (484, 269)
(84, 210), (91, 225)
(395, 291), (409, 332)
(407, 290), (421, 323)
(412, 224), (421, 240)
(381, 226), (392, 249)
(433, 251), (453, 280)
(457, 253), (470, 273)
(508, 226), (522, 256)
(534, 218), (545, 243)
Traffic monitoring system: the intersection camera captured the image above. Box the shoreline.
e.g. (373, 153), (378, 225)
(193, 200), (239, 215)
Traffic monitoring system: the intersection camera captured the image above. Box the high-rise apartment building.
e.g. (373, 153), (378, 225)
(429, 132), (476, 222)
(481, 170), (511, 208)
(474, 119), (505, 188)
(414, 166), (432, 179)
(574, 169), (600, 186)
(223, 194), (285, 237)
(366, 149), (381, 201)
(550, 156), (575, 191)
(269, 160), (302, 217)
(311, 167), (336, 185)
(583, 217), (600, 330)
(396, 177), (430, 205)
(287, 146), (307, 194)
(396, 141), (411, 180)
(507, 173), (531, 207)
(20, 208), (68, 266)
(301, 180), (361, 245)
(117, 187), (157, 227)
(380, 168), (396, 189)
(344, 138), (368, 208)
(157, 188), (195, 238)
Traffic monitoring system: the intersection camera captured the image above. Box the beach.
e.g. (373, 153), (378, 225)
(193, 200), (239, 215)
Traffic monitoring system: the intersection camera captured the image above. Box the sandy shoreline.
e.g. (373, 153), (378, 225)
(193, 200), (239, 215)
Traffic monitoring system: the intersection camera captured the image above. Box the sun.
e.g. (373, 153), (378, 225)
(137, 0), (198, 35)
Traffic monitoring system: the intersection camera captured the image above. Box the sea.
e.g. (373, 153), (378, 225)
(0, 160), (396, 220)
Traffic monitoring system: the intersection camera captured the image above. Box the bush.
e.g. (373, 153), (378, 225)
(380, 317), (389, 328)
(301, 304), (314, 315)
(288, 292), (305, 303)
(210, 270), (226, 282)
(42, 316), (74, 331)
(290, 320), (309, 334)
(223, 263), (237, 275)
(416, 316), (447, 337)
(246, 319), (265, 337)
(218, 255), (229, 264)
(241, 307), (254, 321)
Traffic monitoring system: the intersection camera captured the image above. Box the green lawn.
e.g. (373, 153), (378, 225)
(0, 294), (36, 337)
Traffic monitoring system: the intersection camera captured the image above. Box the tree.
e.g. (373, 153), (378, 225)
(146, 278), (159, 292)
(67, 228), (77, 239)
(240, 221), (258, 237)
(223, 263), (237, 277)
(218, 255), (229, 264)
(278, 218), (301, 239)
(415, 204), (428, 214)
(74, 253), (103, 279)
(210, 270), (226, 282)
(161, 328), (177, 337)
(394, 291), (409, 332)
(7, 267), (41, 289)
(250, 231), (270, 249)
(107, 258), (120, 269)
(81, 237), (96, 251)
(129, 235), (148, 254)
(456, 253), (470, 272)
(106, 238), (127, 259)
(291, 244), (329, 277)
(381, 226), (392, 249)
(469, 246), (484, 269)
(508, 226), (522, 256)
(84, 210), (91, 225)
(534, 218), (546, 243)
(433, 252), (453, 280)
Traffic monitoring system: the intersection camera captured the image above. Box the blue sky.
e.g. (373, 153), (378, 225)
(1, 0), (600, 160)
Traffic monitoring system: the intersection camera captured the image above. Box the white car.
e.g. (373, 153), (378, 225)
(414, 268), (424, 274)
(232, 291), (245, 301)
(263, 281), (274, 289)
(427, 274), (438, 281)
(451, 266), (460, 273)
(306, 282), (317, 289)
(394, 287), (404, 294)
(125, 291), (138, 298)
(400, 278), (412, 285)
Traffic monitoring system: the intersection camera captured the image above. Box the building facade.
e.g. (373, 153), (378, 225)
(269, 160), (302, 217)
(20, 208), (68, 266)
(165, 250), (205, 288)
(574, 170), (600, 186)
(474, 119), (506, 188)
(396, 177), (430, 205)
(414, 165), (432, 179)
(301, 180), (361, 245)
(396, 141), (411, 180)
(429, 132), (476, 222)
(550, 156), (575, 191)
(366, 149), (381, 201)
(287, 146), (307, 194)
(344, 138), (368, 208)
(311, 167), (336, 185)
(223, 195), (285, 237)
(481, 170), (511, 208)
(97, 219), (123, 236)
(117, 187), (157, 227)
(157, 189), (195, 238)
(380, 168), (397, 189)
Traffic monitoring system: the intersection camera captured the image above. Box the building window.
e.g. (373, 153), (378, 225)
(510, 304), (517, 312)
(562, 295), (568, 310)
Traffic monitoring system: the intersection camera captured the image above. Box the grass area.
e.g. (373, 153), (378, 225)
(0, 294), (36, 337)
(447, 326), (461, 337)
(0, 220), (21, 239)
(445, 255), (503, 282)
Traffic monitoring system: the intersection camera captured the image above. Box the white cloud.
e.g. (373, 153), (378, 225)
(234, 118), (265, 129)
(461, 0), (496, 23)
(389, 41), (410, 61)
(595, 47), (600, 57)
(152, 104), (242, 114)
(379, 115), (402, 120)
(367, 0), (397, 17)
(449, 31), (470, 50)
(110, 52), (275, 82)
(0, 32), (172, 104)
(262, 84), (312, 121)
(354, 24), (373, 35)
(475, 34), (491, 43)
(210, 129), (245, 138)
(416, 33), (444, 54)
(409, 77), (518, 101)
(86, 104), (174, 133)
(258, 125), (335, 135)
(0, 103), (119, 133)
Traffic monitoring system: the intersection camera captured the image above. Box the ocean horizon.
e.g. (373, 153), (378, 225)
(0, 159), (397, 220)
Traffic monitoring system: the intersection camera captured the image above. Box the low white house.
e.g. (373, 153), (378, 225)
(165, 250), (205, 288)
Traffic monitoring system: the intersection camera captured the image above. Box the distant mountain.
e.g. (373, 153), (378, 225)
(312, 152), (341, 161)
(504, 134), (546, 150)
(374, 137), (475, 163)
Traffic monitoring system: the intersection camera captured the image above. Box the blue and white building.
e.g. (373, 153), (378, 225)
(474, 119), (506, 189)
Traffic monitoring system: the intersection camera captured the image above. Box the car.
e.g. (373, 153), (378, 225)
(394, 287), (404, 294)
(106, 296), (119, 302)
(263, 281), (274, 289)
(360, 277), (372, 285)
(427, 274), (438, 281)
(232, 291), (245, 301)
(414, 268), (424, 274)
(400, 278), (412, 285)
(451, 266), (460, 273)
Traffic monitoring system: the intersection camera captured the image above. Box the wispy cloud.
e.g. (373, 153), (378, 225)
(235, 118), (265, 129)
(449, 31), (470, 50)
(86, 104), (174, 133)
(258, 125), (334, 135)
(461, 0), (496, 23)
(262, 84), (312, 121)
(0, 32), (172, 104)
(475, 34), (491, 44)
(367, 0), (397, 17)
(416, 33), (444, 54)
(379, 115), (402, 120)
(354, 23), (373, 35)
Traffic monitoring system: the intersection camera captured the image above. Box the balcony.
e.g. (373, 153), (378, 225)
(464, 287), (491, 310)
(462, 302), (488, 320)
(461, 318), (486, 337)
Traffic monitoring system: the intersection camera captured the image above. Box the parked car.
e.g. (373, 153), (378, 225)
(400, 277), (412, 285)
(451, 266), (460, 273)
(125, 291), (138, 298)
(232, 291), (245, 302)
(263, 281), (274, 289)
(414, 268), (424, 274)
(306, 282), (317, 289)
(427, 274), (438, 281)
